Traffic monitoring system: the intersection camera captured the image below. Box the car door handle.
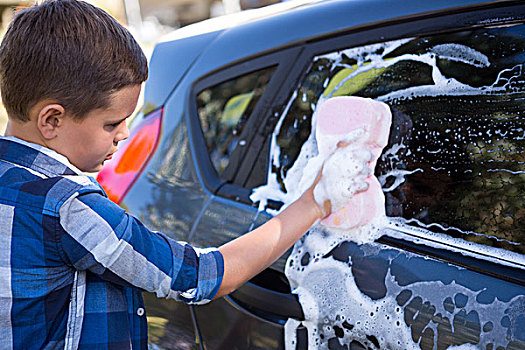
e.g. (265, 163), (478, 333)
(227, 280), (305, 322)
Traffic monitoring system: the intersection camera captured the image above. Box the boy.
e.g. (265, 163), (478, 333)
(0, 1), (342, 349)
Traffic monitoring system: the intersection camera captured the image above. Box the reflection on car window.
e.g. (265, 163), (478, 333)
(270, 23), (525, 254)
(197, 66), (275, 176)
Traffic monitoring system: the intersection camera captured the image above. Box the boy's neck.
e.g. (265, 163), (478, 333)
(4, 120), (50, 149)
(3, 122), (85, 176)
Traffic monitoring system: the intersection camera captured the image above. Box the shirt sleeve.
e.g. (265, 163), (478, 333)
(57, 191), (224, 304)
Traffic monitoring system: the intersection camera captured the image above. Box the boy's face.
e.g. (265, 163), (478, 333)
(56, 85), (141, 173)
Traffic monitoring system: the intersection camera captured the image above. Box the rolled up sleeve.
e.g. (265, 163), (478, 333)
(178, 248), (224, 304)
(58, 192), (224, 304)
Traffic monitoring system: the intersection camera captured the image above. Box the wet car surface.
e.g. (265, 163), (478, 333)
(97, 0), (525, 349)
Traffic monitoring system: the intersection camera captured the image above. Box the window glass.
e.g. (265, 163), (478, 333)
(268, 24), (525, 254)
(197, 66), (275, 176)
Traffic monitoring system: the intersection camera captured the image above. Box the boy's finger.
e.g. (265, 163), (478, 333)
(322, 199), (332, 217)
(312, 166), (324, 186)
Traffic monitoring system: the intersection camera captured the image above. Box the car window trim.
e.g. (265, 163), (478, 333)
(188, 47), (303, 195)
(379, 231), (525, 286)
(298, 0), (525, 49)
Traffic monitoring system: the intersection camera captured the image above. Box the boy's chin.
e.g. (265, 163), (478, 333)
(79, 162), (104, 174)
(92, 163), (105, 173)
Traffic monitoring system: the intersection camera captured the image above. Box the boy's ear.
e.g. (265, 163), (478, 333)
(36, 103), (66, 140)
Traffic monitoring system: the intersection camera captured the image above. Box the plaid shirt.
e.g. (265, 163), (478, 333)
(0, 136), (224, 349)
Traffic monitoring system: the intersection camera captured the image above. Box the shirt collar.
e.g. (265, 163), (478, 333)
(0, 135), (84, 177)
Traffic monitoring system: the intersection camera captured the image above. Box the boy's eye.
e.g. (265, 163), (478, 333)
(106, 121), (121, 129)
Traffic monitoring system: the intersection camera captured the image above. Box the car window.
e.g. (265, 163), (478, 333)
(261, 23), (525, 255)
(196, 66), (276, 176)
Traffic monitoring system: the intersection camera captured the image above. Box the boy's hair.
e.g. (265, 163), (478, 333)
(0, 0), (148, 122)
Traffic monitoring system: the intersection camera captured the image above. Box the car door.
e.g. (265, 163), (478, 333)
(245, 3), (525, 350)
(184, 47), (310, 349)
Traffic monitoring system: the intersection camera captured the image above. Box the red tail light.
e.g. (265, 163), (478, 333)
(97, 108), (163, 204)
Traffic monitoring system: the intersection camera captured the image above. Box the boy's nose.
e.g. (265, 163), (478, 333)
(116, 123), (130, 142)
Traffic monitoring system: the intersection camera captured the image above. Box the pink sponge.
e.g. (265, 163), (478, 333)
(315, 96), (392, 229)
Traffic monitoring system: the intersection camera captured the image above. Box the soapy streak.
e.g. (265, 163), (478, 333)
(487, 168), (525, 175)
(399, 217), (521, 247)
(324, 41), (522, 102)
(430, 44), (490, 67)
(378, 168), (423, 193)
(381, 142), (407, 161)
(318, 39), (412, 66)
(251, 90), (299, 212)
(385, 219), (525, 269)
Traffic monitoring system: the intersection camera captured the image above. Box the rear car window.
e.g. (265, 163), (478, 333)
(267, 23), (525, 254)
(196, 66), (275, 176)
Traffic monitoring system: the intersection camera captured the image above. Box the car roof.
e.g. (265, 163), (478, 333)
(158, 0), (323, 43)
(145, 0), (517, 109)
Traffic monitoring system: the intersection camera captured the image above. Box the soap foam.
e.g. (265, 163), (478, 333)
(284, 222), (524, 350)
(286, 259), (418, 350)
(284, 228), (418, 350)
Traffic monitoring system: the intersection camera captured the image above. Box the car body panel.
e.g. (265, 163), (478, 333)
(315, 238), (525, 350)
(145, 31), (221, 113)
(124, 87), (210, 240)
(189, 195), (257, 246)
(143, 292), (200, 349)
(193, 297), (285, 349)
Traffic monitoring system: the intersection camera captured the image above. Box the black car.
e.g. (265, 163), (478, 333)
(97, 0), (525, 349)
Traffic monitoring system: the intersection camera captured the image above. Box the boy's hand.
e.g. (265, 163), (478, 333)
(308, 141), (372, 219)
(304, 168), (332, 219)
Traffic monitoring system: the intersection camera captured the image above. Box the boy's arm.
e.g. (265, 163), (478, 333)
(59, 191), (224, 303)
(58, 175), (327, 303)
(216, 182), (327, 298)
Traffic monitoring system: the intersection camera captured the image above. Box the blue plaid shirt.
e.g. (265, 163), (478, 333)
(0, 136), (224, 349)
